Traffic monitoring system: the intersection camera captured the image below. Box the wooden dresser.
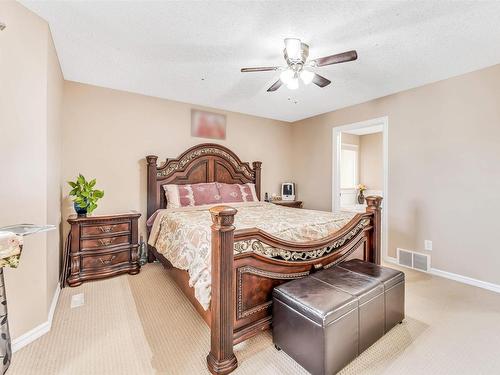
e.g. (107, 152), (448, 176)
(66, 212), (141, 287)
(270, 200), (303, 208)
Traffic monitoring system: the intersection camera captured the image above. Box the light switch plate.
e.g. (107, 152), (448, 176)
(424, 240), (433, 251)
(70, 293), (85, 308)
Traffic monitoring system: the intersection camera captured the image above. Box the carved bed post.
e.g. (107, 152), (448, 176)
(146, 155), (158, 263)
(252, 161), (262, 200)
(207, 206), (238, 375)
(365, 196), (383, 265)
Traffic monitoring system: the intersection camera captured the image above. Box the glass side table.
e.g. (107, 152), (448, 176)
(0, 224), (55, 374)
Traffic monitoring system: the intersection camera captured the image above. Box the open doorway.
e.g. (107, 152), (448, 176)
(332, 117), (388, 258)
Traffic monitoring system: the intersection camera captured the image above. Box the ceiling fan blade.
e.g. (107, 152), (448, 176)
(312, 50), (358, 67)
(267, 80), (283, 92)
(241, 66), (279, 72)
(312, 73), (331, 88)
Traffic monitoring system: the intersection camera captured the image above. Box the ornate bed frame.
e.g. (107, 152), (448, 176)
(146, 143), (382, 375)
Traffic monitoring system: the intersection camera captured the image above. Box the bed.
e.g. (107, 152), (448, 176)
(146, 143), (382, 375)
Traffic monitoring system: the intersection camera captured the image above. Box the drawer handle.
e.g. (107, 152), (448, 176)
(99, 225), (115, 233)
(99, 255), (116, 265)
(99, 238), (116, 246)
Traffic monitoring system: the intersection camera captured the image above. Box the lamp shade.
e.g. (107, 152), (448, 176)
(280, 69), (294, 84)
(286, 77), (299, 90)
(300, 70), (314, 85)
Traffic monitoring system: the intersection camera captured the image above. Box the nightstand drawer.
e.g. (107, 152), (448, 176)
(81, 222), (130, 237)
(81, 234), (130, 251)
(81, 250), (130, 270)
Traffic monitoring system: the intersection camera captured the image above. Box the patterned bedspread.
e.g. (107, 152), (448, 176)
(148, 202), (356, 310)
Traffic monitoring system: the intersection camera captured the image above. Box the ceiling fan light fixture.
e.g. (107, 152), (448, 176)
(279, 69), (294, 84)
(300, 70), (314, 85)
(286, 77), (299, 90)
(242, 39), (357, 92)
(284, 38), (302, 60)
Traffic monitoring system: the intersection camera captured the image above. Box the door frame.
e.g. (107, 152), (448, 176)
(332, 116), (389, 260)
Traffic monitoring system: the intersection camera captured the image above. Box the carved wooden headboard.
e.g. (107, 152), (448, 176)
(146, 143), (262, 219)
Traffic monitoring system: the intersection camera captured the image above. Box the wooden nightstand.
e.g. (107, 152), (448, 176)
(270, 200), (303, 208)
(65, 212), (141, 287)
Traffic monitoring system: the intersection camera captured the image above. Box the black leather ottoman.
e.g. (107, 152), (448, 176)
(313, 267), (385, 352)
(272, 261), (405, 374)
(273, 276), (359, 375)
(339, 259), (405, 332)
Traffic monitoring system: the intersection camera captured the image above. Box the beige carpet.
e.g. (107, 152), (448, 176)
(9, 263), (500, 374)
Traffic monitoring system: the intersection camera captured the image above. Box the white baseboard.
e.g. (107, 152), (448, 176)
(383, 256), (398, 265)
(429, 267), (500, 294)
(47, 283), (61, 325)
(12, 283), (61, 353)
(383, 255), (500, 294)
(11, 321), (50, 353)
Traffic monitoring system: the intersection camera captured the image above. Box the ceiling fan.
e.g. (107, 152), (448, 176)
(241, 38), (357, 92)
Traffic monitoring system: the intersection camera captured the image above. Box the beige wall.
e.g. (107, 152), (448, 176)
(341, 133), (360, 146)
(0, 1), (63, 339)
(359, 133), (383, 190)
(61, 82), (294, 238)
(292, 63), (500, 285)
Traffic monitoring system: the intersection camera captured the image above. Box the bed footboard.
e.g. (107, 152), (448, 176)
(207, 196), (382, 374)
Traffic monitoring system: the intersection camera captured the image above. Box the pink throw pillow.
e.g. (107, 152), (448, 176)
(164, 183), (221, 208)
(216, 183), (258, 203)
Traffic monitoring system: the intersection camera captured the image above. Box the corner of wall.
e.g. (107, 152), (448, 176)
(46, 23), (64, 317)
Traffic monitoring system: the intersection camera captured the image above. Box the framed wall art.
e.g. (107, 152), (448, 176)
(191, 109), (226, 140)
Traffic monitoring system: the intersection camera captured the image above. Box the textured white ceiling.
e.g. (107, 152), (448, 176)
(21, 1), (500, 122)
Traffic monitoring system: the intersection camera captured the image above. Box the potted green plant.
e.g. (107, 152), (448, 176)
(68, 174), (104, 217)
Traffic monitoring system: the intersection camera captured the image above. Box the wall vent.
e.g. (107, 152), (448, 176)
(398, 249), (413, 268)
(397, 248), (430, 272)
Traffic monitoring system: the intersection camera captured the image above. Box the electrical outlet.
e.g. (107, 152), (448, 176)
(70, 293), (85, 308)
(424, 240), (433, 251)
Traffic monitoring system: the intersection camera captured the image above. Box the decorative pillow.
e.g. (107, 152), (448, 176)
(164, 183), (221, 208)
(216, 183), (259, 203)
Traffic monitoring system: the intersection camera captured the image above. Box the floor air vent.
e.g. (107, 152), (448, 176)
(398, 249), (413, 268)
(397, 248), (430, 272)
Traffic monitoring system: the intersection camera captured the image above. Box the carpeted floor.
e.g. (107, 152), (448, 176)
(9, 262), (500, 374)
